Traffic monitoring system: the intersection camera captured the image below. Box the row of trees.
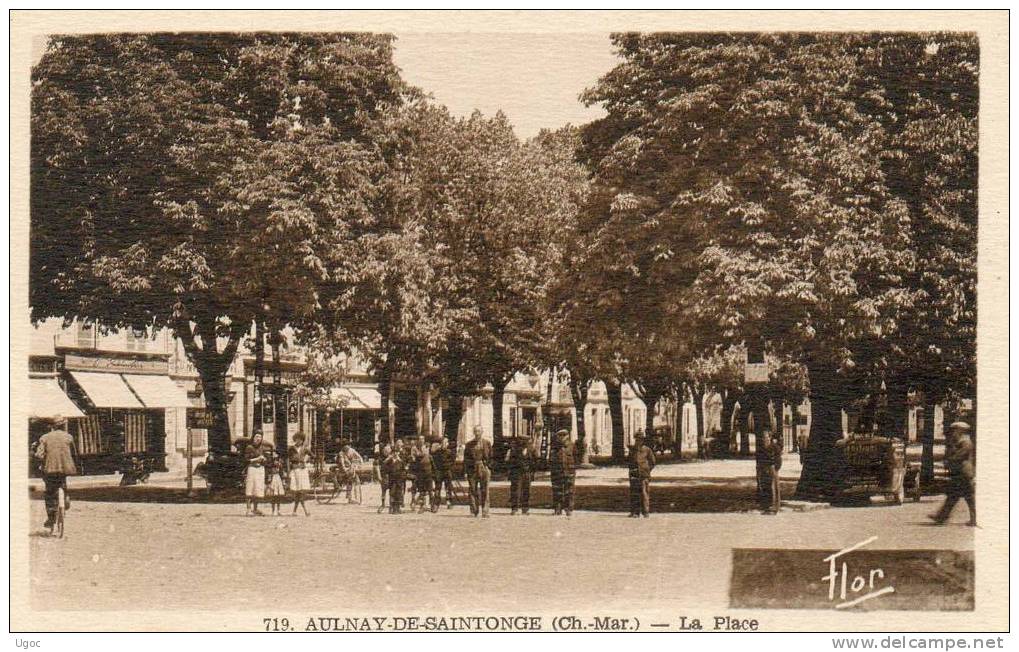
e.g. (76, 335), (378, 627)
(31, 33), (976, 496)
(563, 32), (977, 495)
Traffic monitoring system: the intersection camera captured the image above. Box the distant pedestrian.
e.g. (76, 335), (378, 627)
(412, 435), (437, 513)
(550, 429), (576, 517)
(244, 431), (267, 516)
(755, 429), (782, 514)
(34, 418), (77, 531)
(384, 440), (409, 514)
(431, 438), (456, 509)
(930, 422), (976, 526)
(463, 426), (493, 518)
(505, 435), (536, 515)
(287, 432), (311, 516)
(374, 442), (392, 514)
(628, 432), (656, 518)
(265, 449), (286, 516)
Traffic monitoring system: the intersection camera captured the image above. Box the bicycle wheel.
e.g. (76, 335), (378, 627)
(55, 486), (65, 539)
(313, 475), (335, 504)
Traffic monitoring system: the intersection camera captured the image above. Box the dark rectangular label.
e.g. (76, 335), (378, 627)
(730, 548), (973, 611)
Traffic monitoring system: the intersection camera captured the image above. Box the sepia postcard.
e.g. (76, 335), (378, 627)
(9, 9), (1009, 637)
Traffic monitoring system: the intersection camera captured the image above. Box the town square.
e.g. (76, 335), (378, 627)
(14, 11), (1001, 635)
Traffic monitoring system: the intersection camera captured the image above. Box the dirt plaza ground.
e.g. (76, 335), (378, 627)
(27, 455), (974, 615)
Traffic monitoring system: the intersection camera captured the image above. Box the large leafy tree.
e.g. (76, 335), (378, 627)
(31, 33), (406, 452)
(363, 105), (585, 446)
(580, 33), (923, 496)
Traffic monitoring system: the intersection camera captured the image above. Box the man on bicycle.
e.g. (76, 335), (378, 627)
(34, 418), (77, 530)
(337, 443), (364, 503)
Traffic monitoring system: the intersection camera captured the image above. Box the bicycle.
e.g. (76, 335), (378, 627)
(311, 462), (341, 504)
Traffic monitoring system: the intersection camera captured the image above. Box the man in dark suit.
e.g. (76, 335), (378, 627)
(628, 431), (656, 518)
(463, 426), (493, 518)
(505, 435), (536, 515)
(755, 429), (782, 514)
(550, 429), (576, 517)
(931, 422), (976, 526)
(34, 419), (78, 529)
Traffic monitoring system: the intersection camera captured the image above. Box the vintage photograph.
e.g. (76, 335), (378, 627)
(10, 10), (1008, 636)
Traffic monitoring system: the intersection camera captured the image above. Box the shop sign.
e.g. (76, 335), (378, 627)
(186, 407), (216, 430)
(65, 353), (168, 374)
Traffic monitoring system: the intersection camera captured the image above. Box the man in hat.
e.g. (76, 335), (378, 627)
(755, 429), (782, 514)
(411, 435), (436, 513)
(550, 429), (576, 516)
(930, 421), (976, 526)
(34, 418), (77, 530)
(628, 431), (656, 518)
(462, 425), (493, 518)
(505, 435), (537, 515)
(431, 437), (455, 509)
(383, 439), (410, 514)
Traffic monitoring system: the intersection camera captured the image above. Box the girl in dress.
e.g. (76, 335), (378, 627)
(265, 449), (286, 516)
(287, 432), (311, 516)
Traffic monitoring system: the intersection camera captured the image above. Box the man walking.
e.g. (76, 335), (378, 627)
(34, 418), (77, 530)
(930, 421), (976, 526)
(550, 429), (576, 517)
(463, 426), (493, 518)
(755, 429), (782, 514)
(628, 431), (656, 518)
(505, 435), (536, 515)
(431, 438), (456, 509)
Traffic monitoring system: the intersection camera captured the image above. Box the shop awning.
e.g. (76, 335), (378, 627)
(29, 378), (85, 418)
(122, 374), (191, 408)
(331, 386), (382, 410)
(69, 371), (143, 408)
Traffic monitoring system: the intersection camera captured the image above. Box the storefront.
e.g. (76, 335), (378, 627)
(314, 386), (381, 459)
(60, 353), (188, 474)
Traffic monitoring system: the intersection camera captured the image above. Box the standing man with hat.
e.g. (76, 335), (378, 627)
(505, 435), (536, 515)
(628, 431), (656, 518)
(463, 426), (493, 518)
(930, 421), (976, 526)
(550, 429), (576, 517)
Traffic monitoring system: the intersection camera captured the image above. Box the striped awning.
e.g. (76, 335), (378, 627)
(121, 374), (190, 408)
(69, 371), (143, 408)
(331, 386), (382, 410)
(29, 378), (84, 418)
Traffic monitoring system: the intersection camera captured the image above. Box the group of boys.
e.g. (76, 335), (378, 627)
(376, 434), (456, 514)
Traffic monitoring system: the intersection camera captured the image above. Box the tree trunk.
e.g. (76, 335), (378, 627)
(253, 320), (264, 433)
(885, 375), (910, 440)
(720, 389), (737, 456)
(606, 380), (626, 462)
(921, 393), (939, 485)
(199, 361), (232, 454)
(694, 388), (706, 458)
(795, 363), (850, 501)
(569, 378), (590, 465)
(491, 376), (510, 444)
(442, 392), (464, 444)
(791, 401), (801, 452)
(377, 371), (392, 448)
(644, 391), (659, 439)
(491, 374), (513, 466)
